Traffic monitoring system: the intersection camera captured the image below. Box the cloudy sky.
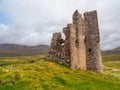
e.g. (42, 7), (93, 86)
(0, 0), (120, 50)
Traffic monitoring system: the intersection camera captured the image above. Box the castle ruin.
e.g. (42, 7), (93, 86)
(47, 10), (103, 72)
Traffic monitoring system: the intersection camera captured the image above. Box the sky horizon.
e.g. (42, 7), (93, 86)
(0, 0), (120, 50)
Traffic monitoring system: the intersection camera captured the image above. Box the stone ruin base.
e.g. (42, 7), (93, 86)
(47, 10), (103, 73)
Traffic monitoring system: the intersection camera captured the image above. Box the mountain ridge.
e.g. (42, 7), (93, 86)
(102, 47), (120, 55)
(0, 43), (50, 57)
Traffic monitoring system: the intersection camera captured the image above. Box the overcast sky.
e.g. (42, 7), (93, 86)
(0, 0), (120, 50)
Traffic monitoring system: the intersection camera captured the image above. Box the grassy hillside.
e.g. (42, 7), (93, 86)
(0, 55), (120, 90)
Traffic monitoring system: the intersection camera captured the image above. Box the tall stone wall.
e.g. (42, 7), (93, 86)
(47, 10), (103, 73)
(84, 11), (103, 72)
(71, 10), (86, 70)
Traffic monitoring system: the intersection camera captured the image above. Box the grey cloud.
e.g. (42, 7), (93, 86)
(0, 0), (120, 50)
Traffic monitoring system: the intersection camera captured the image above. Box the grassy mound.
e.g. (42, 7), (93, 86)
(0, 55), (120, 90)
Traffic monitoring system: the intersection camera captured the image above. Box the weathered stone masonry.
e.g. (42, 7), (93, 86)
(47, 10), (103, 72)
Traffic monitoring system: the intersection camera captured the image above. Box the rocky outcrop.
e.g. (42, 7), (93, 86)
(47, 10), (103, 72)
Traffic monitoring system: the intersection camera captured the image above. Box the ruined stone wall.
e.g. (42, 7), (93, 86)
(72, 10), (86, 70)
(47, 10), (103, 72)
(47, 32), (62, 61)
(84, 11), (103, 72)
(62, 24), (71, 66)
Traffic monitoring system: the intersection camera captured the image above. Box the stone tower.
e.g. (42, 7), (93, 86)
(47, 10), (103, 73)
(84, 11), (103, 72)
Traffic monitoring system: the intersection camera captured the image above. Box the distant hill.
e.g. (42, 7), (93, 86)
(102, 47), (120, 55)
(0, 43), (119, 57)
(0, 44), (50, 57)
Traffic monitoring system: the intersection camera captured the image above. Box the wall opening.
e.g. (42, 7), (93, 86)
(75, 40), (79, 48)
(61, 43), (64, 47)
(88, 48), (92, 52)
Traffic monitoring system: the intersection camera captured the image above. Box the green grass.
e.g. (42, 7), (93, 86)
(0, 55), (120, 90)
(102, 54), (120, 77)
(102, 54), (120, 68)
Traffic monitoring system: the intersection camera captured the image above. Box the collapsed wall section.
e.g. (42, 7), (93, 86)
(62, 24), (72, 66)
(47, 32), (62, 61)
